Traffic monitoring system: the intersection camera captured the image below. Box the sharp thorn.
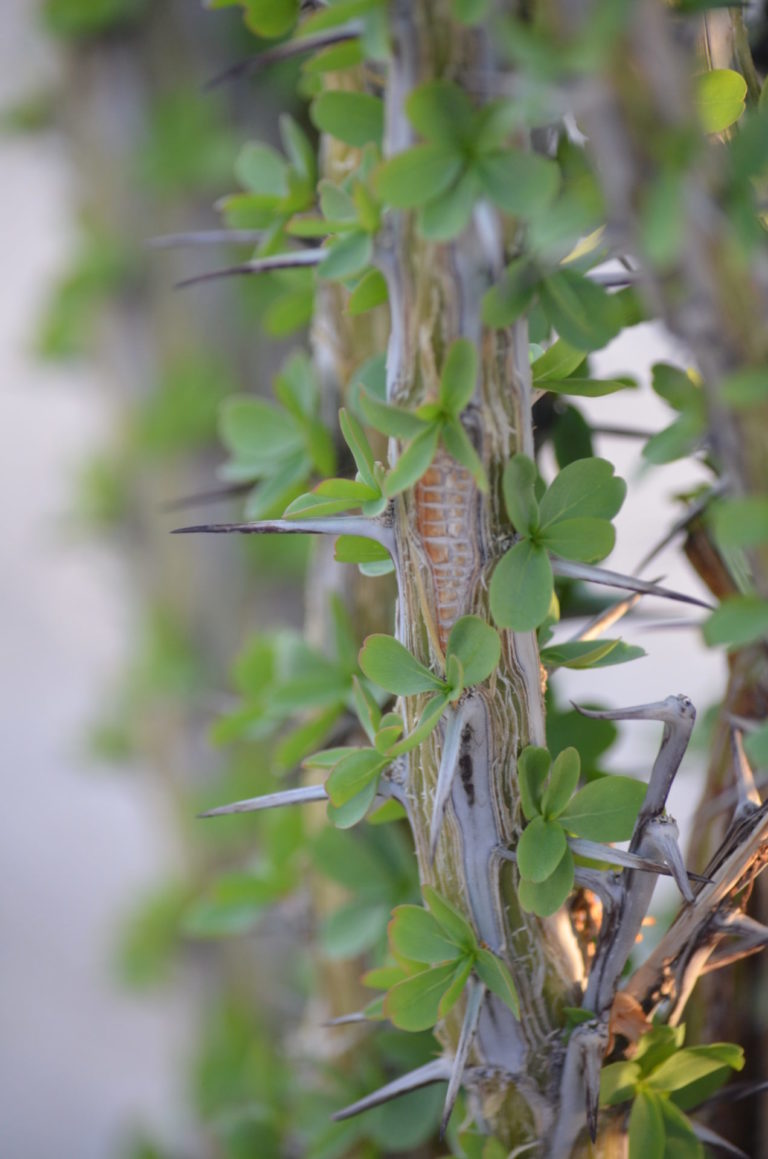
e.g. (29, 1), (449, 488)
(440, 979), (484, 1137)
(568, 589), (644, 644)
(551, 559), (714, 610)
(176, 249), (325, 289)
(730, 729), (762, 823)
(322, 1012), (369, 1026)
(332, 1060), (451, 1121)
(568, 837), (710, 884)
(690, 1122), (749, 1159)
(203, 27), (362, 91)
(643, 817), (694, 903)
(171, 515), (394, 549)
(198, 784), (327, 818)
(429, 702), (469, 863)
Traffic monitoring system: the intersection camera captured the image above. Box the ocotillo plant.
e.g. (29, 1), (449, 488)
(171, 1), (768, 1155)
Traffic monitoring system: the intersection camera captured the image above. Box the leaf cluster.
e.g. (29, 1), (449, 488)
(515, 746), (646, 916)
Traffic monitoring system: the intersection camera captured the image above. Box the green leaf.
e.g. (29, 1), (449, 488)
(384, 960), (467, 1031)
(658, 1099), (705, 1159)
(234, 141), (288, 198)
(648, 1043), (744, 1098)
(489, 540), (554, 632)
(643, 412), (705, 465)
(388, 905), (466, 963)
(531, 339), (587, 383)
(703, 595), (768, 649)
(539, 457), (626, 526)
(442, 419), (488, 489)
(359, 635), (446, 695)
(517, 844), (574, 917)
(406, 80), (476, 147)
(696, 68), (747, 134)
(517, 816), (567, 882)
(446, 616), (501, 687)
(628, 1090), (665, 1159)
(711, 497), (768, 549)
(502, 454), (539, 535)
(311, 91), (384, 148)
(319, 179), (357, 222)
(600, 1061), (642, 1106)
(321, 899), (388, 959)
(474, 150), (560, 216)
(539, 269), (623, 352)
(651, 363), (700, 411)
(559, 774), (646, 842)
(384, 424), (440, 497)
(319, 230), (373, 281)
(243, 0), (298, 37)
(326, 748), (388, 807)
(445, 653), (465, 698)
(517, 746), (551, 820)
(439, 959), (474, 1022)
(335, 535), (392, 568)
(387, 692), (450, 755)
(219, 396), (303, 474)
(538, 517), (616, 563)
(542, 746), (580, 818)
(418, 169), (478, 240)
(280, 113), (316, 185)
(347, 268), (388, 316)
(282, 492), (356, 519)
(540, 639), (622, 671)
(423, 886), (478, 952)
(375, 144), (463, 209)
(315, 477), (379, 503)
(339, 407), (377, 490)
(475, 948), (520, 1017)
(541, 376), (636, 398)
(481, 257), (537, 328)
(439, 338), (478, 416)
(359, 389), (428, 439)
(327, 775), (379, 829)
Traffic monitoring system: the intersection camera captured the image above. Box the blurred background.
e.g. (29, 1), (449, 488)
(0, 3), (732, 1158)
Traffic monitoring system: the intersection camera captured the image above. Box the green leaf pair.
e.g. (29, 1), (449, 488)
(382, 887), (519, 1030)
(220, 114), (315, 237)
(643, 363), (706, 465)
(482, 250), (633, 357)
(219, 352), (335, 519)
(374, 80), (560, 241)
(283, 407), (388, 520)
(601, 1024), (744, 1159)
(360, 615), (501, 700)
(489, 454), (626, 632)
(360, 338), (487, 495)
(515, 745), (646, 917)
